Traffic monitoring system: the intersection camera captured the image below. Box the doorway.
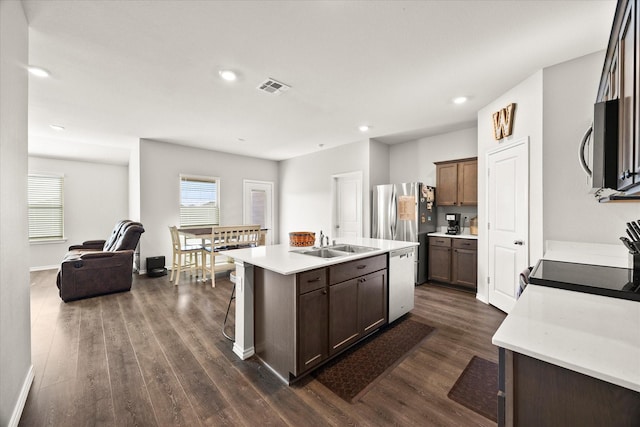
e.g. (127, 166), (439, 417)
(332, 172), (362, 239)
(486, 137), (529, 313)
(243, 180), (274, 245)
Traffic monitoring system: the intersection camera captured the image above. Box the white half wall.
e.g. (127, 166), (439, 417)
(138, 139), (279, 272)
(0, 1), (32, 425)
(542, 51), (638, 244)
(28, 157), (129, 269)
(279, 140), (370, 244)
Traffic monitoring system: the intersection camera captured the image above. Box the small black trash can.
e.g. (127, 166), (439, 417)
(146, 256), (167, 277)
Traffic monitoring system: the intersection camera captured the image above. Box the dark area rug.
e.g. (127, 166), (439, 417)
(313, 316), (435, 403)
(448, 356), (498, 422)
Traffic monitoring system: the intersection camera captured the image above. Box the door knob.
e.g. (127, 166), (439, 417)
(514, 240), (524, 246)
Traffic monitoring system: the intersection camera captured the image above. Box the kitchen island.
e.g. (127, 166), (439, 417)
(220, 237), (417, 384)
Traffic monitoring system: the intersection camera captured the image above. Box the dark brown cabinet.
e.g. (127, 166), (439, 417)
(451, 239), (478, 289)
(428, 236), (477, 289)
(499, 348), (640, 426)
(328, 278), (359, 354)
(428, 237), (452, 282)
(329, 254), (387, 356)
(255, 254), (388, 381)
(435, 157), (478, 206)
(297, 268), (328, 373)
(597, 0), (640, 192)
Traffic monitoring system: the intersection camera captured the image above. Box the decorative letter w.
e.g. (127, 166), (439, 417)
(492, 103), (516, 140)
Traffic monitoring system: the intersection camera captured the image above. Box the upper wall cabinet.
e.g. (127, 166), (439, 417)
(597, 0), (640, 192)
(435, 157), (477, 206)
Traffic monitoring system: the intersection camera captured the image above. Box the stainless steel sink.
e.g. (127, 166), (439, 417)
(292, 244), (378, 258)
(327, 244), (378, 254)
(293, 248), (347, 258)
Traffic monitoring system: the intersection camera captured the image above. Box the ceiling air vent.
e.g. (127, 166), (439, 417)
(257, 78), (291, 95)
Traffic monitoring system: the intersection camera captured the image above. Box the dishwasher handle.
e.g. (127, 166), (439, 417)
(390, 247), (415, 259)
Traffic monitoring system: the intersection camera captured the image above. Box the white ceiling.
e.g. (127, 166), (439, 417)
(23, 0), (617, 165)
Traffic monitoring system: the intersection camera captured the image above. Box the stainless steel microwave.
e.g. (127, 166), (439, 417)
(579, 99), (618, 193)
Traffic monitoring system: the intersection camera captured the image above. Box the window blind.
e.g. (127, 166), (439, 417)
(28, 174), (64, 240)
(180, 175), (219, 227)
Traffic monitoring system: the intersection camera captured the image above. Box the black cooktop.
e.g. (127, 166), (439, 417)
(529, 259), (640, 302)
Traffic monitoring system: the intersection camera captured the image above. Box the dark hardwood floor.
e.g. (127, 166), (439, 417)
(20, 269), (505, 426)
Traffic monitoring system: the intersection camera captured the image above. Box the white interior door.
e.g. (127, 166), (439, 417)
(243, 180), (274, 245)
(332, 172), (362, 239)
(487, 138), (529, 313)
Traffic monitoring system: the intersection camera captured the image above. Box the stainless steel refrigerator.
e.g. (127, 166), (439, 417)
(372, 183), (436, 284)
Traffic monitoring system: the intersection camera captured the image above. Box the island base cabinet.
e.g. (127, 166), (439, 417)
(499, 349), (640, 427)
(329, 279), (360, 355)
(358, 269), (387, 334)
(297, 287), (328, 373)
(329, 269), (388, 356)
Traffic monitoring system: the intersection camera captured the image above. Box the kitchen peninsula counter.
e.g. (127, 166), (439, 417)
(492, 284), (640, 425)
(220, 237), (418, 382)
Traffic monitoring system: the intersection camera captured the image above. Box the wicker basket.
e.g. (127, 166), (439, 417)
(289, 231), (316, 247)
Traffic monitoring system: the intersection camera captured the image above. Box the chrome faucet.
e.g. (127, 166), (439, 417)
(319, 230), (329, 247)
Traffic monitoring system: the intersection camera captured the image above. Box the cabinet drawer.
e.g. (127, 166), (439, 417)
(453, 239), (477, 250)
(429, 236), (451, 247)
(298, 268), (327, 294)
(329, 254), (386, 285)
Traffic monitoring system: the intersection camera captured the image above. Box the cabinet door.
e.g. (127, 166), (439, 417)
(297, 287), (328, 373)
(436, 163), (458, 206)
(458, 159), (478, 206)
(428, 244), (451, 283)
(618, 0), (636, 190)
(358, 270), (387, 336)
(329, 279), (359, 355)
(452, 248), (477, 289)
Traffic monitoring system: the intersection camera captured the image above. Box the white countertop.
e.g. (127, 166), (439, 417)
(220, 237), (418, 275)
(428, 232), (478, 240)
(492, 284), (640, 392)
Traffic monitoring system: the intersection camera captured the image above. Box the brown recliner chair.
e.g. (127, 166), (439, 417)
(56, 220), (145, 302)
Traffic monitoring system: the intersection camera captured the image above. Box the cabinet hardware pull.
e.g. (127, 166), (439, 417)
(307, 277), (321, 283)
(322, 289), (327, 295)
(514, 240), (524, 245)
(357, 265), (366, 269)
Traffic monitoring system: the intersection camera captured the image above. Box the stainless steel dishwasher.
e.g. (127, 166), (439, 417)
(388, 246), (415, 323)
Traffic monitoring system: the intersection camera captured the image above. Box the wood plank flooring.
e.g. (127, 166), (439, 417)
(20, 270), (505, 426)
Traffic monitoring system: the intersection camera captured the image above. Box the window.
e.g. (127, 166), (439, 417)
(28, 174), (64, 240)
(180, 175), (220, 227)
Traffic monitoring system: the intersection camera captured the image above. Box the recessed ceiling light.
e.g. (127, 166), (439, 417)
(359, 125), (370, 132)
(453, 96), (468, 104)
(218, 69), (237, 81)
(28, 66), (50, 78)
(49, 124), (65, 131)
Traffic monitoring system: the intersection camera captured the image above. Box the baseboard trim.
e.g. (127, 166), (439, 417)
(233, 343), (255, 360)
(8, 364), (34, 427)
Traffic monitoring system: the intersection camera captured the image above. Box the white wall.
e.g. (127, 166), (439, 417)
(138, 139), (279, 272)
(0, 1), (32, 425)
(543, 51), (637, 244)
(389, 127), (478, 186)
(477, 71), (544, 303)
(129, 140), (141, 221)
(279, 140), (370, 243)
(28, 157), (129, 269)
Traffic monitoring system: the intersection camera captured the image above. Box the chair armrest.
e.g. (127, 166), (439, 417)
(68, 240), (106, 251)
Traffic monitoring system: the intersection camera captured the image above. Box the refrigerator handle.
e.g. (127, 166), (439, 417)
(390, 186), (397, 240)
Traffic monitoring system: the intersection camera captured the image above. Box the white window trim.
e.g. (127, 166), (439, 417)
(179, 174), (221, 227)
(28, 172), (65, 242)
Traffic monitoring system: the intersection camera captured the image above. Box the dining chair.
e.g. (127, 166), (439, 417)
(168, 226), (203, 285)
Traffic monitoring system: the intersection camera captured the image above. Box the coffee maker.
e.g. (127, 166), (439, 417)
(446, 213), (461, 235)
